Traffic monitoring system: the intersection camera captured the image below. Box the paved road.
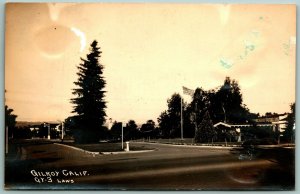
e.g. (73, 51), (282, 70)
(5, 141), (294, 190)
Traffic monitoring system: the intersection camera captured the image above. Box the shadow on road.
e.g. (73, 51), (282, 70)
(228, 146), (295, 190)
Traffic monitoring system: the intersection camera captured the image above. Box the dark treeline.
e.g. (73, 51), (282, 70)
(157, 77), (295, 143)
(158, 77), (257, 139)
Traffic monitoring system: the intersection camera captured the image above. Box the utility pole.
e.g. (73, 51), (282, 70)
(47, 124), (51, 140)
(121, 122), (124, 150)
(181, 97), (183, 140)
(5, 126), (8, 154)
(194, 102), (198, 140)
(61, 122), (64, 141)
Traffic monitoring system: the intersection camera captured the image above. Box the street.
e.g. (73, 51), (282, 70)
(5, 140), (295, 190)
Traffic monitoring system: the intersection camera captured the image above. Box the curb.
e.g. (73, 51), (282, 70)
(101, 149), (155, 155)
(54, 143), (100, 156)
(133, 141), (239, 149)
(133, 142), (295, 149)
(54, 143), (155, 156)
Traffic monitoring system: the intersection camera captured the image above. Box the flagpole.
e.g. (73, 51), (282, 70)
(121, 122), (124, 150)
(5, 126), (8, 154)
(181, 97), (183, 140)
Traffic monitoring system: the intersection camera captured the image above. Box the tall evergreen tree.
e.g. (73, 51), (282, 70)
(194, 111), (216, 143)
(71, 40), (106, 143)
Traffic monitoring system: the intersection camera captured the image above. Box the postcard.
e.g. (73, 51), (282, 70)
(4, 3), (296, 190)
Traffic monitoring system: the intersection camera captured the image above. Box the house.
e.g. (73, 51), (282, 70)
(213, 113), (288, 142)
(254, 113), (288, 133)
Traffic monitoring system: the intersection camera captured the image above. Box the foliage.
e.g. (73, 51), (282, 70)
(182, 104), (195, 138)
(110, 121), (122, 141)
(157, 77), (259, 140)
(189, 78), (256, 138)
(157, 93), (182, 138)
(12, 127), (32, 139)
(194, 111), (216, 143)
(282, 103), (295, 143)
(157, 93), (195, 138)
(215, 125), (237, 142)
(157, 111), (171, 137)
(212, 77), (251, 123)
(63, 116), (77, 138)
(190, 88), (210, 124)
(5, 105), (17, 129)
(5, 105), (18, 138)
(140, 120), (158, 138)
(70, 40), (106, 143)
(241, 125), (275, 141)
(125, 120), (140, 140)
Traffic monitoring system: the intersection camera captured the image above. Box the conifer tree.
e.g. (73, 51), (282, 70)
(71, 40), (106, 143)
(194, 111), (216, 143)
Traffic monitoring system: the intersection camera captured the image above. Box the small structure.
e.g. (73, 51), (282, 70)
(254, 113), (288, 134)
(213, 122), (241, 142)
(213, 113), (288, 143)
(125, 142), (130, 152)
(214, 122), (275, 142)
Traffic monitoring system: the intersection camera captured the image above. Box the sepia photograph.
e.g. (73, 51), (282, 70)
(4, 3), (296, 190)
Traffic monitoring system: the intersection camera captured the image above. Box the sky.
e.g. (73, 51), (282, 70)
(5, 3), (296, 124)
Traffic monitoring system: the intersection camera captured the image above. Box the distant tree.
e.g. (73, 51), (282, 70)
(140, 120), (155, 132)
(140, 120), (157, 138)
(264, 112), (280, 117)
(167, 94), (182, 137)
(213, 77), (251, 123)
(37, 124), (48, 138)
(157, 111), (171, 138)
(242, 126), (274, 141)
(5, 105), (17, 138)
(64, 116), (77, 136)
(157, 77), (258, 141)
(110, 121), (122, 141)
(283, 103), (295, 143)
(190, 88), (211, 131)
(125, 120), (140, 140)
(5, 105), (17, 129)
(71, 40), (106, 143)
(194, 111), (216, 143)
(100, 126), (110, 140)
(182, 104), (195, 138)
(190, 88), (204, 120)
(189, 77), (253, 126)
(13, 126), (32, 139)
(157, 93), (182, 138)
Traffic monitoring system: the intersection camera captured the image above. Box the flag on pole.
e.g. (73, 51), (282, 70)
(181, 86), (194, 140)
(182, 86), (194, 97)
